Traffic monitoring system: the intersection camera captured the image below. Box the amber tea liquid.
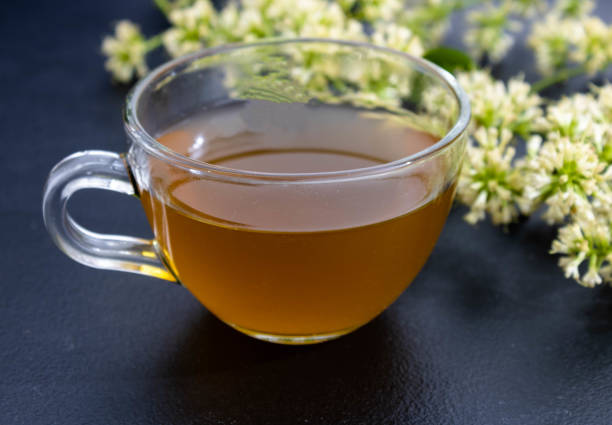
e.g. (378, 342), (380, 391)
(139, 100), (455, 340)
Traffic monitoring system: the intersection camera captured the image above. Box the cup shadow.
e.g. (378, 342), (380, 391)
(146, 310), (431, 424)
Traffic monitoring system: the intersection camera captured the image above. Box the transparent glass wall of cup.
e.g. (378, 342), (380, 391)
(43, 39), (470, 344)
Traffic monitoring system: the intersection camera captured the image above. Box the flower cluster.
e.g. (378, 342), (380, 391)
(528, 15), (580, 76)
(457, 127), (524, 225)
(339, 0), (404, 22)
(454, 70), (542, 225)
(464, 3), (520, 63)
(461, 0), (549, 64)
(458, 70), (542, 136)
(537, 88), (612, 285)
(461, 77), (612, 286)
(102, 0), (470, 82)
(101, 21), (149, 82)
(572, 17), (612, 74)
(551, 202), (612, 287)
(162, 0), (216, 57)
(162, 0), (367, 56)
(528, 1), (612, 76)
(397, 0), (456, 49)
(101, 0), (612, 287)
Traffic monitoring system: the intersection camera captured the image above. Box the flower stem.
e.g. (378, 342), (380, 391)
(531, 65), (588, 93)
(530, 61), (612, 93)
(145, 34), (164, 52)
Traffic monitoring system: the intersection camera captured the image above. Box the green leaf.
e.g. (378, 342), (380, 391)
(423, 46), (475, 72)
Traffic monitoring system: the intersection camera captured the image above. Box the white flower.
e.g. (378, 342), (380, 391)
(522, 134), (603, 223)
(557, 252), (586, 280)
(295, 3), (361, 39)
(101, 20), (148, 82)
(458, 127), (524, 225)
(168, 0), (216, 33)
(458, 71), (510, 128)
(526, 135), (542, 158)
(539, 93), (603, 139)
(529, 14), (612, 78)
(541, 189), (591, 224)
(506, 77), (543, 136)
(571, 17), (612, 74)
(162, 28), (204, 57)
(359, 0), (404, 22)
(209, 2), (241, 44)
(583, 267), (603, 287)
(554, 0), (595, 18)
(464, 4), (520, 62)
(338, 0), (404, 21)
(230, 8), (268, 42)
(457, 70), (542, 136)
(528, 15), (580, 76)
(162, 0), (217, 57)
(371, 22), (424, 57)
(399, 0), (453, 48)
(552, 205), (612, 287)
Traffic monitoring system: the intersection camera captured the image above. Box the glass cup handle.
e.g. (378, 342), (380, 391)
(42, 150), (177, 282)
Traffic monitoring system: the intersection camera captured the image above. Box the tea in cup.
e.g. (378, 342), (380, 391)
(43, 40), (470, 344)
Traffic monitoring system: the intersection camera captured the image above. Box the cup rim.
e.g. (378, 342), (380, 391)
(124, 38), (471, 183)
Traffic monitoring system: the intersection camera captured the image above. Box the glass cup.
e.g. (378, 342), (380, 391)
(43, 39), (470, 344)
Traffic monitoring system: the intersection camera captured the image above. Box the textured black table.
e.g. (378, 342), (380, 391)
(3, 1), (612, 424)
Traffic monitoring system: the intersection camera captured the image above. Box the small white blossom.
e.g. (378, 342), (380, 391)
(552, 205), (612, 287)
(464, 4), (520, 63)
(295, 3), (362, 40)
(526, 135), (543, 158)
(101, 20), (148, 82)
(162, 28), (204, 57)
(360, 0), (404, 22)
(528, 12), (612, 77)
(162, 0), (217, 57)
(457, 70), (542, 136)
(340, 0), (404, 22)
(371, 22), (424, 57)
(557, 251), (586, 280)
(209, 3), (241, 44)
(528, 15), (580, 76)
(571, 17), (612, 74)
(399, 0), (453, 48)
(538, 93), (603, 139)
(522, 134), (603, 223)
(582, 266), (603, 287)
(458, 127), (524, 225)
(230, 8), (268, 42)
(554, 0), (595, 18)
(169, 0), (216, 33)
(458, 71), (509, 129)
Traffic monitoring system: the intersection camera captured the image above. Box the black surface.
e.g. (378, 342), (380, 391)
(3, 2), (612, 424)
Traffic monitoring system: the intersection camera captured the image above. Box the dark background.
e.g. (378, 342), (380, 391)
(2, 1), (612, 424)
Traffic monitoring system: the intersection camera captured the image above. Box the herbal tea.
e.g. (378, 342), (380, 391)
(139, 100), (455, 338)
